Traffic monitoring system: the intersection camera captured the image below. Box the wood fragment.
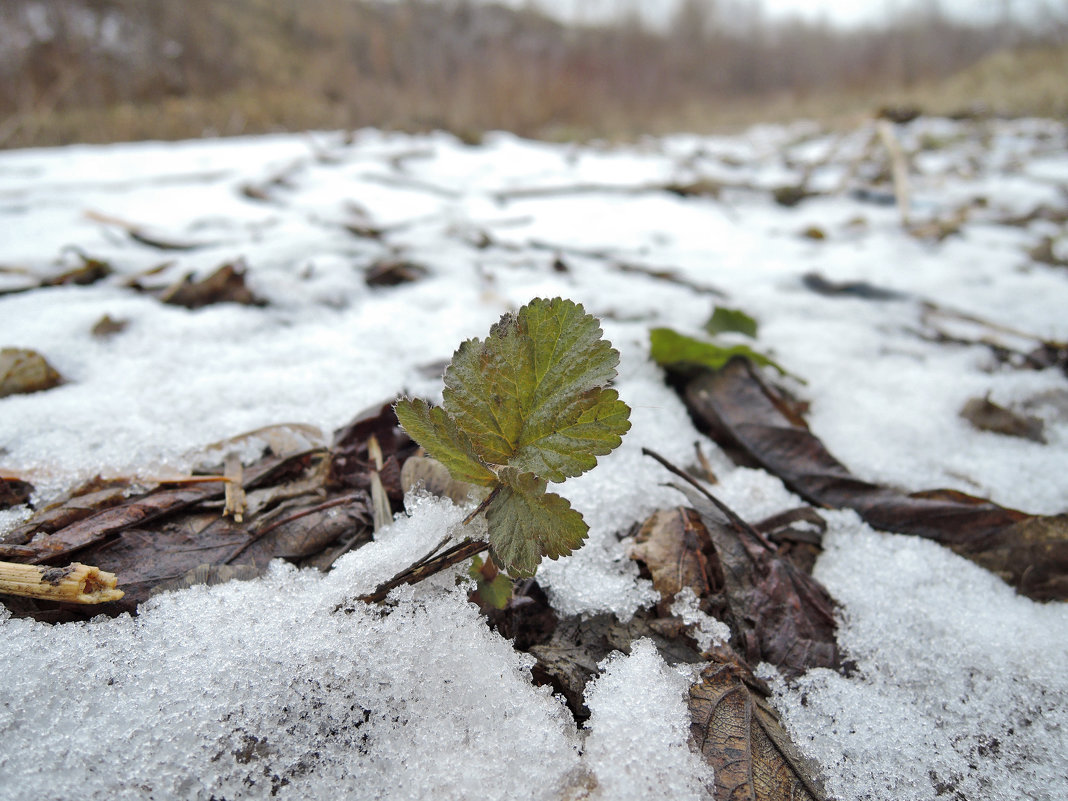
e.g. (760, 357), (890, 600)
(0, 560), (124, 604)
(367, 435), (392, 532)
(876, 119), (911, 226)
(223, 453), (246, 522)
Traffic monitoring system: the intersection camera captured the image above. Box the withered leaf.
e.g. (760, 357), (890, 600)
(157, 260), (264, 308)
(85, 210), (214, 251)
(1028, 236), (1068, 268)
(1, 453), (308, 565)
(1, 481), (130, 547)
(960, 396), (1046, 443)
(689, 649), (828, 801)
(365, 257), (428, 287)
(400, 455), (480, 506)
(84, 515), (253, 613)
(772, 185), (812, 207)
(47, 256), (112, 286)
(0, 347), (63, 398)
(668, 480), (840, 679)
(681, 358), (1068, 601)
(529, 611), (706, 723)
(237, 497), (370, 565)
(0, 477), (34, 510)
(801, 272), (907, 301)
(1, 403), (416, 621)
(329, 401), (418, 504)
(753, 507), (827, 576)
(90, 314), (128, 338)
(629, 507), (726, 617)
(151, 563), (262, 595)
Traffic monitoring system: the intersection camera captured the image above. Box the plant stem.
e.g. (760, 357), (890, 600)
(462, 485), (499, 525)
(344, 487), (499, 607)
(354, 538), (489, 605)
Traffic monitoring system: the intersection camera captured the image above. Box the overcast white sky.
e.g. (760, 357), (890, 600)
(502, 0), (1041, 29)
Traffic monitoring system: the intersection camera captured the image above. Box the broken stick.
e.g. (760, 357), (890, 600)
(0, 561), (124, 604)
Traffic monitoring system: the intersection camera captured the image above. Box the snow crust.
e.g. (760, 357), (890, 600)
(767, 510), (1068, 801)
(2, 118), (1067, 799)
(0, 497), (583, 801)
(583, 639), (714, 800)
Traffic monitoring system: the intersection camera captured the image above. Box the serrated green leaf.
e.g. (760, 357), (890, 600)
(649, 327), (788, 376)
(486, 467), (588, 577)
(511, 387), (631, 482)
(441, 297), (630, 482)
(704, 306), (758, 338)
(394, 398), (497, 487)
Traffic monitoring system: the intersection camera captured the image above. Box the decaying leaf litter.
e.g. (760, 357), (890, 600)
(1, 117), (1067, 801)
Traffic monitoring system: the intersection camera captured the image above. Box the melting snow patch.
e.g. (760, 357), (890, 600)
(582, 639), (713, 800)
(766, 510), (1068, 801)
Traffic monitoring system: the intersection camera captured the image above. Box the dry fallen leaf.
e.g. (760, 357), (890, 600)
(680, 358), (1068, 601)
(629, 506), (726, 617)
(0, 477), (34, 510)
(689, 648), (828, 801)
(960, 396), (1046, 443)
(0, 348), (63, 398)
(156, 260), (264, 308)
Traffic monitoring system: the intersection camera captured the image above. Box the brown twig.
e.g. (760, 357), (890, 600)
(351, 538), (489, 606)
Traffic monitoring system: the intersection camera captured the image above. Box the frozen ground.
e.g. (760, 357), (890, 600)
(0, 118), (1066, 800)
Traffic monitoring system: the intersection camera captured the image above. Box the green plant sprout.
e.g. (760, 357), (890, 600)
(359, 298), (631, 603)
(397, 296), (631, 575)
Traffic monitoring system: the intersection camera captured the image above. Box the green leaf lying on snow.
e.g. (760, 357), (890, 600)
(394, 297), (631, 577)
(649, 326), (788, 376)
(704, 306), (758, 338)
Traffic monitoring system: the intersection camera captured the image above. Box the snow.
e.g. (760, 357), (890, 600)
(2, 117), (1067, 799)
(766, 510), (1068, 800)
(583, 639), (714, 800)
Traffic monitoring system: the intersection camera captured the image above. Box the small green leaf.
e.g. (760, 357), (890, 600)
(704, 306), (758, 338)
(394, 398), (497, 486)
(649, 327), (787, 375)
(442, 297), (630, 481)
(486, 467), (587, 577)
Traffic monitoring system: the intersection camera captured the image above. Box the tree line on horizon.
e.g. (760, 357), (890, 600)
(0, 0), (1063, 147)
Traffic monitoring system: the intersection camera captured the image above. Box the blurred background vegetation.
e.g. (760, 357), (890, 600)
(1, 0), (1066, 149)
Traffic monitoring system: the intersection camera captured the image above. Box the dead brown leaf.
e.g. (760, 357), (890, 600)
(689, 648), (828, 801)
(156, 260), (264, 308)
(680, 358), (1068, 601)
(636, 452), (840, 679)
(0, 401), (417, 621)
(0, 477), (34, 510)
(328, 401), (416, 504)
(0, 348), (63, 398)
(960, 396), (1046, 443)
(364, 257), (428, 287)
(91, 314), (128, 337)
(629, 507), (726, 618)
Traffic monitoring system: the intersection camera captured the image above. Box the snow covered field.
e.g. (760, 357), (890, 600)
(1, 118), (1066, 800)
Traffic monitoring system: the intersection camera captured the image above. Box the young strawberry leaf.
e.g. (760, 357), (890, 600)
(485, 467), (588, 578)
(468, 555), (513, 610)
(393, 297), (630, 577)
(393, 398), (497, 487)
(442, 297), (628, 482)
